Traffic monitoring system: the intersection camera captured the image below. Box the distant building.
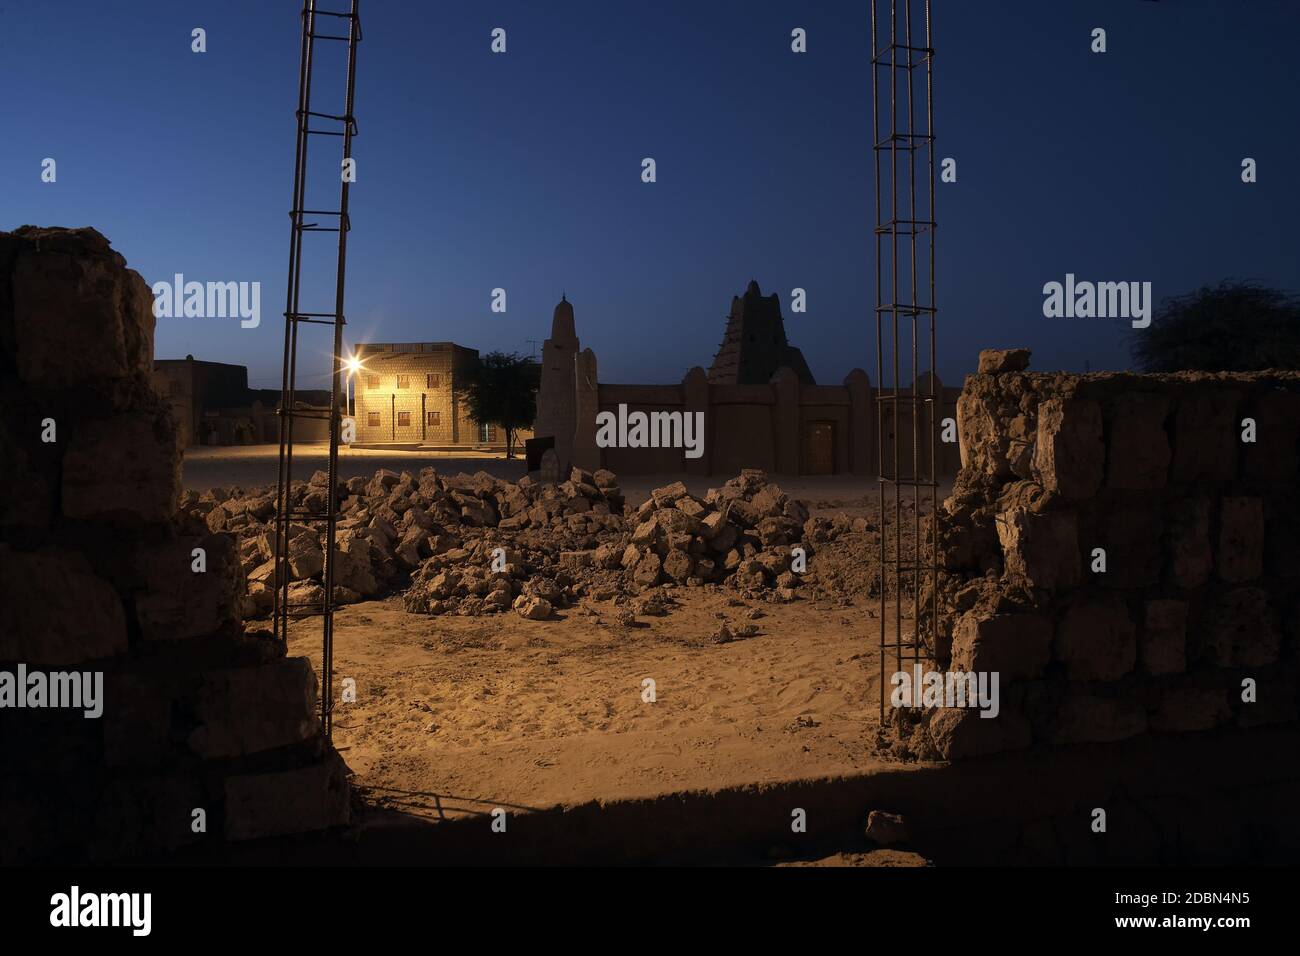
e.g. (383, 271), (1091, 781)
(533, 285), (960, 476)
(707, 280), (816, 386)
(153, 356), (330, 448)
(532, 296), (581, 468)
(350, 341), (534, 449)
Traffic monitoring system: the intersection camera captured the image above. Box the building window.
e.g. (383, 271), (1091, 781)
(427, 410), (440, 426)
(426, 373), (440, 389)
(479, 422), (496, 443)
(367, 412), (380, 427)
(366, 375), (379, 390)
(397, 375), (410, 389)
(398, 411), (411, 427)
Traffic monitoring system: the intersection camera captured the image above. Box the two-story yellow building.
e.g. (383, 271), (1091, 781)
(348, 342), (532, 450)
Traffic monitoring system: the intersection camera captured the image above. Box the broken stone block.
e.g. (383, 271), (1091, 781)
(977, 348), (1031, 375)
(950, 611), (1052, 680)
(1054, 695), (1147, 744)
(0, 544), (128, 666)
(1033, 398), (1104, 498)
(133, 534), (242, 643)
(1217, 496), (1264, 583)
(650, 481), (688, 508)
(996, 507), (1081, 592)
(1171, 389), (1240, 484)
(632, 552), (663, 586)
(662, 550), (694, 583)
(62, 408), (181, 525)
(926, 706), (1031, 760)
(1204, 588), (1280, 667)
(1106, 392), (1171, 490)
(1142, 599), (1187, 675)
(186, 657), (319, 759)
(1150, 687), (1231, 733)
(224, 752), (350, 842)
(1054, 597), (1136, 681)
(1165, 496), (1212, 590)
(864, 810), (911, 845)
(513, 595), (553, 620)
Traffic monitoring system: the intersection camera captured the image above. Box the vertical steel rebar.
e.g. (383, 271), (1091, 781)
(872, 0), (937, 719)
(274, 0), (362, 741)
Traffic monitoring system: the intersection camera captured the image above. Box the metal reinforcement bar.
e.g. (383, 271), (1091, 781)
(871, 0), (938, 719)
(273, 0), (361, 739)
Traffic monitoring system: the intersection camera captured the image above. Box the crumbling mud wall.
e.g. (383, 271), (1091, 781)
(902, 348), (1300, 763)
(0, 227), (348, 863)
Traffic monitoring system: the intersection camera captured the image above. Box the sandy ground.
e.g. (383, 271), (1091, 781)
(221, 444), (946, 863)
(286, 589), (902, 820)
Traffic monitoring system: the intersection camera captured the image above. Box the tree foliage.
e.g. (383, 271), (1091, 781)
(1130, 280), (1300, 373)
(456, 351), (540, 458)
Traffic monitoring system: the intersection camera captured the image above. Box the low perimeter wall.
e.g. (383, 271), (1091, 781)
(902, 349), (1300, 768)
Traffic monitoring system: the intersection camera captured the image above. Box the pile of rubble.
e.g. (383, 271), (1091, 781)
(179, 465), (628, 617)
(403, 468), (816, 620)
(183, 463), (825, 622)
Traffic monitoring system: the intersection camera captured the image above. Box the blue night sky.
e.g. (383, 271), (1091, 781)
(2, 0), (1297, 392)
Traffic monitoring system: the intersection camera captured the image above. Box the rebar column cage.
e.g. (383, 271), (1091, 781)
(272, 0), (362, 739)
(870, 0), (938, 718)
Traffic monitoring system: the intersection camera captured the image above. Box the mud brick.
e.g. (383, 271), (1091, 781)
(102, 672), (175, 767)
(224, 751), (350, 842)
(62, 407), (181, 525)
(133, 534), (242, 642)
(90, 773), (206, 861)
(1263, 502), (1300, 579)
(10, 229), (155, 392)
(186, 657), (319, 759)
(1150, 687), (1231, 733)
(0, 544), (128, 666)
(977, 348), (1031, 375)
(1106, 392), (1171, 490)
(1236, 671), (1299, 729)
(1094, 500), (1163, 588)
(1054, 695), (1147, 744)
(1171, 389), (1241, 484)
(925, 705), (1031, 760)
(1055, 597), (1136, 681)
(950, 611), (1052, 680)
(1203, 588), (1280, 668)
(1141, 599), (1187, 675)
(1217, 496), (1263, 583)
(956, 385), (1010, 477)
(1241, 390), (1300, 483)
(1033, 398), (1104, 498)
(1164, 496), (1212, 589)
(996, 507), (1081, 592)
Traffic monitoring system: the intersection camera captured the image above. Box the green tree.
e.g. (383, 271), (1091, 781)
(456, 351), (540, 458)
(1130, 280), (1300, 372)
